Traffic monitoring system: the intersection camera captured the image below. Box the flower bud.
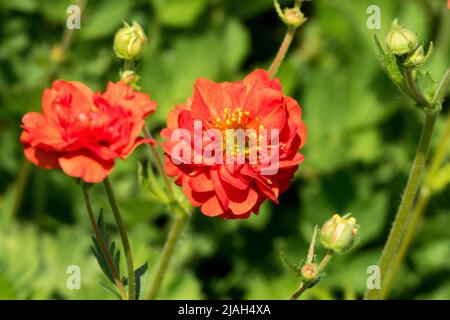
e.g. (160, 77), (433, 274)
(385, 19), (418, 55)
(404, 43), (433, 67)
(120, 70), (139, 84)
(300, 262), (321, 288)
(283, 8), (306, 28)
(113, 21), (147, 60)
(320, 213), (359, 254)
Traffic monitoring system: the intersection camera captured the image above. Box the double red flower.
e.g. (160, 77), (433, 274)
(162, 69), (307, 219)
(21, 80), (156, 183)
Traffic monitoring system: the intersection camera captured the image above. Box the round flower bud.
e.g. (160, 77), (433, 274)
(385, 19), (418, 55)
(404, 43), (433, 67)
(300, 263), (321, 288)
(320, 214), (359, 254)
(113, 21), (147, 60)
(301, 263), (317, 281)
(283, 8), (306, 28)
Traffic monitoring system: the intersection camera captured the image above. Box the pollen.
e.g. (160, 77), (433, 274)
(215, 107), (252, 130)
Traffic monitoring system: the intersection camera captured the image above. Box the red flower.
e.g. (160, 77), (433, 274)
(161, 69), (306, 219)
(21, 80), (156, 183)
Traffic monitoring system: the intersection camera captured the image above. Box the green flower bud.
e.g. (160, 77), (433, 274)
(300, 263), (321, 288)
(385, 19), (418, 55)
(320, 213), (359, 254)
(283, 8), (306, 28)
(120, 70), (140, 88)
(404, 43), (433, 67)
(113, 21), (147, 60)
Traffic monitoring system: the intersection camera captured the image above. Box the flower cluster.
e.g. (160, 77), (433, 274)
(21, 70), (306, 219)
(21, 80), (156, 183)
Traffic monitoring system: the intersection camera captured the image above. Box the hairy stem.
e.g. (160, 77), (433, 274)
(379, 109), (450, 299)
(103, 178), (136, 300)
(365, 68), (450, 300)
(146, 210), (189, 300)
(81, 184), (128, 300)
(365, 113), (437, 299)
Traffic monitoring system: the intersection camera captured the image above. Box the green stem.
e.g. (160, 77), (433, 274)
(8, 161), (31, 223)
(317, 250), (334, 273)
(103, 178), (136, 300)
(365, 112), (437, 300)
(379, 109), (450, 299)
(268, 26), (296, 77)
(404, 67), (430, 107)
(81, 184), (128, 300)
(146, 210), (189, 300)
(289, 282), (306, 300)
(364, 68), (450, 300)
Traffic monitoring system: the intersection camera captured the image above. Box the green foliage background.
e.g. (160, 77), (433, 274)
(0, 0), (449, 299)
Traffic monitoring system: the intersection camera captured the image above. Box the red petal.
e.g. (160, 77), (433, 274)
(200, 194), (224, 216)
(23, 145), (61, 169)
(58, 150), (114, 183)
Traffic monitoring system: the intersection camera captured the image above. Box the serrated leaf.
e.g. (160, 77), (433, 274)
(416, 71), (437, 102)
(90, 209), (122, 287)
(138, 160), (170, 204)
(373, 35), (405, 90)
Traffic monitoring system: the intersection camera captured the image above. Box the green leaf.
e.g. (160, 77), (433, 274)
(416, 71), (437, 102)
(373, 34), (404, 89)
(138, 160), (170, 205)
(90, 209), (122, 286)
(133, 262), (149, 300)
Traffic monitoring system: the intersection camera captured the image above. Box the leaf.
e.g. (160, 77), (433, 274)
(98, 281), (122, 300)
(90, 209), (122, 286)
(416, 71), (437, 103)
(373, 34), (404, 89)
(122, 262), (148, 300)
(138, 160), (169, 205)
(134, 262), (149, 300)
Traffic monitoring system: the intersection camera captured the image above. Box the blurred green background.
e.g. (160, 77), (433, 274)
(0, 0), (449, 299)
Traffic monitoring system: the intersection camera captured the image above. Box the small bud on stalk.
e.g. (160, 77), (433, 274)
(114, 21), (147, 60)
(300, 262), (321, 288)
(120, 70), (141, 89)
(273, 0), (307, 29)
(320, 213), (359, 254)
(404, 43), (433, 67)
